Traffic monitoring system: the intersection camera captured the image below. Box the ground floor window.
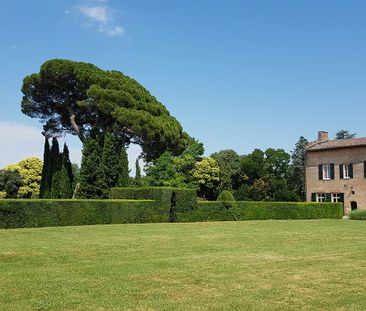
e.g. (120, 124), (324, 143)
(316, 193), (326, 202)
(331, 193), (342, 202)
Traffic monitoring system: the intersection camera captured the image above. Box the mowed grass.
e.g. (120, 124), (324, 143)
(0, 220), (365, 311)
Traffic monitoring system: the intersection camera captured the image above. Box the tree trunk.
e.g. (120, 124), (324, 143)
(69, 114), (85, 142)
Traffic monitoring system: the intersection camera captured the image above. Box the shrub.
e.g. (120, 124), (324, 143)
(349, 210), (366, 220)
(217, 190), (235, 201)
(175, 201), (343, 222)
(0, 199), (163, 229)
(0, 191), (6, 199)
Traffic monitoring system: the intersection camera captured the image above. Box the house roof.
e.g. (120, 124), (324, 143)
(306, 137), (366, 152)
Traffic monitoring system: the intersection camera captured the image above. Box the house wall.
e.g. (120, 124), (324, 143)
(306, 146), (366, 214)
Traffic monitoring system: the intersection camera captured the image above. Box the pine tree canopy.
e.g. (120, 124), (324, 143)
(21, 59), (191, 161)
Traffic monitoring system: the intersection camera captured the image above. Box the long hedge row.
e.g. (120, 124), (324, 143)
(0, 187), (344, 229)
(175, 201), (344, 222)
(0, 199), (160, 229)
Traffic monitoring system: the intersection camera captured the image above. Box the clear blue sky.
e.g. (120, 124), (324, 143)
(1, 0), (366, 166)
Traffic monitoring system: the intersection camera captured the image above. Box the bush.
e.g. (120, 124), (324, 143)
(217, 190), (235, 201)
(175, 201), (343, 222)
(109, 187), (197, 219)
(349, 210), (366, 220)
(0, 199), (163, 229)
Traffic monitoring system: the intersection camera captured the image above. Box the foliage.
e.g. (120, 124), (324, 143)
(211, 149), (243, 192)
(62, 143), (74, 193)
(97, 133), (124, 197)
(176, 201), (343, 222)
(134, 159), (142, 187)
(78, 129), (103, 198)
(217, 190), (235, 201)
(21, 59), (191, 161)
(51, 168), (72, 199)
(0, 170), (22, 198)
(5, 157), (43, 198)
(145, 139), (204, 188)
(289, 136), (308, 201)
(193, 157), (220, 199)
(237, 148), (293, 201)
(117, 144), (130, 187)
(335, 129), (356, 140)
(349, 210), (366, 220)
(0, 199), (157, 229)
(39, 137), (51, 198)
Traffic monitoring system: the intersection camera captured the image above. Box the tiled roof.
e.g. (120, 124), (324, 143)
(306, 138), (366, 151)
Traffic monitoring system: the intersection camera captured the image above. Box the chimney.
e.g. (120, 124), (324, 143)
(318, 131), (329, 142)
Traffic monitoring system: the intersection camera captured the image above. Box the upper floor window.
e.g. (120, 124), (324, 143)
(318, 163), (335, 180)
(323, 164), (331, 180)
(340, 164), (353, 179)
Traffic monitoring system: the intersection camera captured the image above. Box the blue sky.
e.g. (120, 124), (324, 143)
(1, 0), (366, 168)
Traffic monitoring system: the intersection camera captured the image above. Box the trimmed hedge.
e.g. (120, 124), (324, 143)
(0, 199), (163, 229)
(175, 201), (343, 222)
(349, 210), (366, 220)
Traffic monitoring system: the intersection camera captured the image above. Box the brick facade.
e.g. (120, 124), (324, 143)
(306, 132), (366, 214)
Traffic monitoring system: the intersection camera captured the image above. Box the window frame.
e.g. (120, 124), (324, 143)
(343, 164), (350, 179)
(331, 193), (341, 203)
(323, 164), (331, 180)
(316, 193), (326, 202)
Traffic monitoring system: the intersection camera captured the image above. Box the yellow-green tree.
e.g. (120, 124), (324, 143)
(193, 157), (220, 200)
(5, 157), (43, 198)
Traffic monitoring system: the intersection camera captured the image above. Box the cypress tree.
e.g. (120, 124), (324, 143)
(51, 167), (71, 199)
(44, 137), (61, 198)
(40, 137), (51, 198)
(117, 145), (130, 187)
(97, 132), (121, 198)
(62, 143), (74, 195)
(78, 129), (103, 198)
(134, 158), (142, 187)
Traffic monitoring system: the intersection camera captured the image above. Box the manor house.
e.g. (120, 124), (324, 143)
(306, 131), (366, 214)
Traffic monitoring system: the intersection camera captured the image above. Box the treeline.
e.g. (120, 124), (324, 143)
(141, 137), (309, 202)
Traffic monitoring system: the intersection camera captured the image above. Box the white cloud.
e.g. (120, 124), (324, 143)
(0, 122), (43, 168)
(80, 6), (108, 22)
(76, 1), (124, 37)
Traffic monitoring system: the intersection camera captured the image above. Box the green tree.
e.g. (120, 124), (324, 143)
(78, 129), (103, 198)
(39, 136), (51, 198)
(117, 145), (130, 187)
(97, 133), (122, 197)
(145, 139), (204, 188)
(289, 136), (309, 201)
(211, 149), (242, 192)
(134, 159), (142, 187)
(335, 129), (356, 140)
(5, 157), (43, 198)
(62, 143), (74, 192)
(0, 170), (22, 198)
(51, 167), (71, 199)
(193, 157), (220, 200)
(21, 59), (191, 161)
(145, 152), (185, 187)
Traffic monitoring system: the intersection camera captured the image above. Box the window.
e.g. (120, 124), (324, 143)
(323, 164), (331, 180)
(343, 164), (350, 179)
(331, 193), (341, 202)
(316, 193), (326, 202)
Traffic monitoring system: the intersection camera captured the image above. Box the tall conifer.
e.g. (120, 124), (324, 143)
(135, 159), (142, 187)
(97, 133), (121, 198)
(40, 137), (50, 198)
(117, 145), (130, 187)
(62, 143), (74, 194)
(78, 129), (103, 198)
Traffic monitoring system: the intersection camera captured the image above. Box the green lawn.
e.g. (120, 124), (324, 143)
(0, 220), (365, 311)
